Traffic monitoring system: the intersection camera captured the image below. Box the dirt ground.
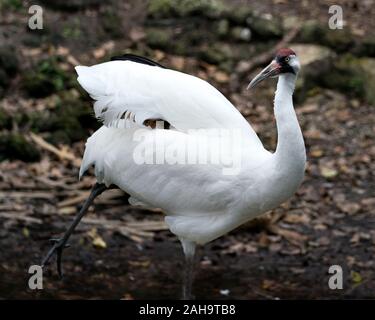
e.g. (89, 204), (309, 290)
(0, 0), (374, 299)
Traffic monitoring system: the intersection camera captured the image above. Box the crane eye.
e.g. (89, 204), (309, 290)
(285, 57), (290, 62)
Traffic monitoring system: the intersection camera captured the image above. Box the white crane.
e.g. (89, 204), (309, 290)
(41, 48), (305, 299)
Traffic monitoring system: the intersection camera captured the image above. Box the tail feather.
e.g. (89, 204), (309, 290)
(79, 127), (109, 181)
(75, 65), (154, 128)
(75, 66), (108, 99)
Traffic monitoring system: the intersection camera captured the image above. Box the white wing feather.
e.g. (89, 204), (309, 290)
(75, 60), (262, 148)
(75, 60), (274, 244)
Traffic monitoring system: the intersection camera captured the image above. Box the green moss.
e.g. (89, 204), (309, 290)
(145, 28), (173, 49)
(357, 58), (375, 105)
(226, 7), (252, 25)
(147, 0), (172, 18)
(299, 54), (375, 105)
(216, 19), (229, 38)
(30, 96), (99, 144)
(320, 54), (366, 97)
(247, 16), (283, 39)
(298, 21), (353, 52)
(298, 21), (325, 43)
(323, 29), (353, 52)
(199, 46), (226, 64)
(0, 0), (23, 11)
(62, 23), (82, 40)
(22, 57), (73, 98)
(0, 133), (41, 162)
(173, 42), (189, 56)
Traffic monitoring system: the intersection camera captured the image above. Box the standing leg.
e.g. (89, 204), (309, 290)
(180, 238), (197, 300)
(41, 183), (108, 278)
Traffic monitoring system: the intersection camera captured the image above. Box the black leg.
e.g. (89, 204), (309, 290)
(180, 239), (197, 300)
(41, 183), (108, 278)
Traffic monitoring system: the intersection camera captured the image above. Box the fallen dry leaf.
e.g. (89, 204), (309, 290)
(320, 166), (338, 179)
(92, 236), (107, 249)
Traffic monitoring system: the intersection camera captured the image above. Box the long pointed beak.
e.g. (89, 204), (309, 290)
(247, 60), (281, 89)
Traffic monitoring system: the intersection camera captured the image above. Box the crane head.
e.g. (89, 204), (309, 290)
(247, 48), (300, 89)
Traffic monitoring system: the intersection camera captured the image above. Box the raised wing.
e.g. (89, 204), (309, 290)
(75, 57), (262, 147)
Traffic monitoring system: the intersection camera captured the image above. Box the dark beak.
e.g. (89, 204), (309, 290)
(247, 60), (281, 89)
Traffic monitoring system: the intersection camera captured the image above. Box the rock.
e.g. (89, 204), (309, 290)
(282, 16), (300, 32)
(198, 43), (232, 65)
(231, 27), (251, 42)
(286, 45), (375, 105)
(357, 58), (375, 105)
(147, 0), (225, 19)
(147, 0), (173, 18)
(145, 28), (173, 50)
(297, 20), (353, 53)
(290, 44), (336, 102)
(216, 19), (229, 38)
(325, 54), (365, 97)
(297, 20), (324, 43)
(323, 29), (354, 52)
(293, 44), (335, 67)
(316, 55), (375, 105)
(39, 0), (102, 11)
(226, 6), (253, 25)
(0, 133), (41, 162)
(246, 14), (283, 39)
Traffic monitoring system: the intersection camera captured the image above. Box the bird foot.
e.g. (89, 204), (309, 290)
(41, 238), (71, 279)
(40, 183), (110, 279)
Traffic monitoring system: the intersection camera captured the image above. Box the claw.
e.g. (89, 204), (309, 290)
(40, 183), (109, 278)
(41, 238), (70, 278)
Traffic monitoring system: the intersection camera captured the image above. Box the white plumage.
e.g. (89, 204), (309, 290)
(76, 53), (306, 247)
(40, 50), (306, 299)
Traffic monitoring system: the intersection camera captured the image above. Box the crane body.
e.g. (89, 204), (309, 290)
(41, 49), (306, 299)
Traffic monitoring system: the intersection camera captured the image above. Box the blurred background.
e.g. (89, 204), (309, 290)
(0, 0), (374, 299)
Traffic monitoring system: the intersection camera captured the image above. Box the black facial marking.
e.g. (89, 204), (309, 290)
(110, 53), (166, 68)
(275, 55), (295, 74)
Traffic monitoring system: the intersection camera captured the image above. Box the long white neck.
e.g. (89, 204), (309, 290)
(274, 74), (305, 166)
(269, 73), (306, 202)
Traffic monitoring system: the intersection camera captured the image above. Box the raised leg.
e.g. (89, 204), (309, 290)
(41, 183), (108, 278)
(180, 239), (197, 300)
